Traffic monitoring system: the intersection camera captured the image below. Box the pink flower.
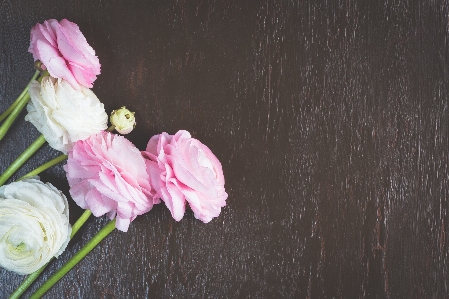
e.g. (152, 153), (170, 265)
(142, 130), (227, 222)
(64, 131), (158, 232)
(29, 19), (100, 89)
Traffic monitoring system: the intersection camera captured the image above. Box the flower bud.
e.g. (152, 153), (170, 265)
(34, 60), (46, 72)
(110, 106), (136, 134)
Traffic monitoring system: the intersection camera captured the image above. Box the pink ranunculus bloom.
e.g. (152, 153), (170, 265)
(142, 130), (228, 223)
(29, 19), (100, 89)
(64, 131), (159, 232)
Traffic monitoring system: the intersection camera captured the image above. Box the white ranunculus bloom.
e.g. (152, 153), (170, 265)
(25, 76), (108, 153)
(0, 179), (71, 275)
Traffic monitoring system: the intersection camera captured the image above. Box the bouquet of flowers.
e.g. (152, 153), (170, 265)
(0, 19), (227, 299)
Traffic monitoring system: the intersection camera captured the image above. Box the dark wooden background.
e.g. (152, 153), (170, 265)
(1, 0), (449, 298)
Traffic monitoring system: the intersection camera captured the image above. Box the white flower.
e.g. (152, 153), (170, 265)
(0, 179), (71, 275)
(25, 76), (108, 153)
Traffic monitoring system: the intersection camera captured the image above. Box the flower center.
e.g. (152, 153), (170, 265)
(14, 242), (27, 252)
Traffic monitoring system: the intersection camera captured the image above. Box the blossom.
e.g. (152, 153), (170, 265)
(142, 130), (227, 222)
(64, 131), (158, 232)
(0, 179), (71, 275)
(29, 19), (100, 89)
(25, 76), (108, 153)
(110, 106), (136, 134)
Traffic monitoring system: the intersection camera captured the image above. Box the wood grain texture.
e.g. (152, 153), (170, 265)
(1, 0), (449, 298)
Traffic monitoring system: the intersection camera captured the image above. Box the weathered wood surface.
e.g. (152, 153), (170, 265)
(1, 1), (449, 298)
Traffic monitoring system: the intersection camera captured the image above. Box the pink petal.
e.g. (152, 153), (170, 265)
(115, 215), (131, 232)
(145, 134), (159, 154)
(85, 188), (116, 217)
(145, 159), (164, 197)
(59, 19), (100, 73)
(35, 39), (80, 89)
(67, 63), (91, 88)
(161, 182), (186, 221)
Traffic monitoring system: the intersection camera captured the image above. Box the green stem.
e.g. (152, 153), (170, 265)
(29, 219), (116, 299)
(9, 265), (48, 299)
(0, 93), (31, 141)
(70, 210), (93, 239)
(8, 210), (92, 299)
(0, 70), (40, 123)
(0, 135), (46, 187)
(0, 71), (48, 141)
(18, 154), (68, 181)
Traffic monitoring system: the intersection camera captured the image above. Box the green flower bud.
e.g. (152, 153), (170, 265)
(34, 60), (46, 72)
(110, 106), (136, 134)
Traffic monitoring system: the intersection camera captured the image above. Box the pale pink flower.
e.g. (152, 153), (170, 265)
(29, 19), (100, 89)
(142, 130), (227, 222)
(64, 131), (158, 232)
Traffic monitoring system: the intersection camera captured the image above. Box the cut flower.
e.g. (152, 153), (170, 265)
(25, 76), (108, 153)
(29, 19), (101, 89)
(64, 131), (159, 232)
(0, 179), (71, 275)
(142, 130), (227, 222)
